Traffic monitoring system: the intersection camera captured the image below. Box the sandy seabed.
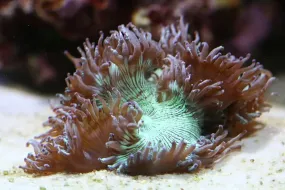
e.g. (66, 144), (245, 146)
(0, 85), (284, 190)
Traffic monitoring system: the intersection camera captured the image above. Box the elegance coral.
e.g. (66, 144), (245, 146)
(20, 17), (274, 175)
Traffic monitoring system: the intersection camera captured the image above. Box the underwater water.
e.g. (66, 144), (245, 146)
(0, 0), (285, 189)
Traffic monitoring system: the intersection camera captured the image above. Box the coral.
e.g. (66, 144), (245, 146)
(20, 17), (274, 175)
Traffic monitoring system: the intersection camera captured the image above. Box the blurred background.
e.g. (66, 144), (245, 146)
(0, 0), (284, 99)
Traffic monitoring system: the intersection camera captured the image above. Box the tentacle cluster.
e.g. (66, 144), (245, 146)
(20, 17), (274, 175)
(104, 125), (247, 175)
(64, 23), (165, 100)
(159, 17), (275, 125)
(21, 90), (144, 174)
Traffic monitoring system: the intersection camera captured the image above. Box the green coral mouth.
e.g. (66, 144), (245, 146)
(102, 58), (202, 171)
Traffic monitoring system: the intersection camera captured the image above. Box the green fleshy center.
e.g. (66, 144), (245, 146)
(103, 58), (202, 164)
